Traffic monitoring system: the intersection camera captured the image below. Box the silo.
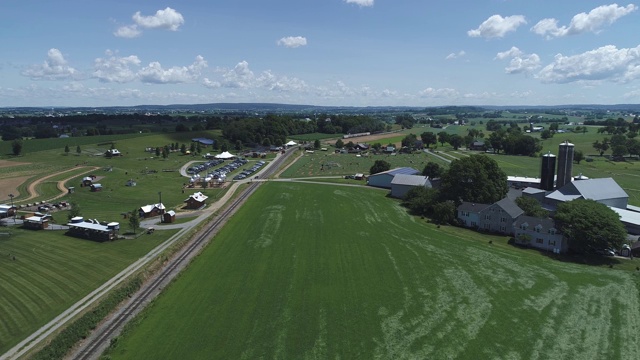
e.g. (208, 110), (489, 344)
(556, 141), (574, 189)
(540, 151), (556, 191)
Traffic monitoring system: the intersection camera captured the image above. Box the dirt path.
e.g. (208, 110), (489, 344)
(20, 166), (100, 203)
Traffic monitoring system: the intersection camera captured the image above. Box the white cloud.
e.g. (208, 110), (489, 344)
(277, 36), (308, 48)
(113, 25), (141, 38)
(21, 48), (79, 80)
(468, 15), (526, 38)
(419, 87), (459, 98)
(495, 46), (541, 74)
(532, 4), (637, 39)
(202, 78), (221, 89)
(133, 7), (184, 31)
(220, 61), (255, 88)
(138, 55), (207, 84)
(93, 50), (141, 83)
(256, 70), (309, 92)
(537, 44), (640, 83)
(344, 0), (374, 7)
(445, 50), (466, 60)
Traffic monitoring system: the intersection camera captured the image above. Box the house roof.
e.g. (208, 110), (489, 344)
(67, 221), (113, 232)
(493, 197), (524, 218)
(165, 210), (176, 216)
(547, 178), (628, 202)
(391, 174), (429, 187)
(82, 176), (92, 181)
(373, 167), (420, 177)
(140, 203), (165, 213)
(514, 215), (557, 231)
(457, 202), (491, 213)
(522, 187), (546, 195)
(186, 192), (208, 203)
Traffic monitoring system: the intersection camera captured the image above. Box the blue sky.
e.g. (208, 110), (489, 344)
(1, 0), (640, 107)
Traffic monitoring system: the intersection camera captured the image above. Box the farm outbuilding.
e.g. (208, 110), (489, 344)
(23, 215), (50, 230)
(163, 210), (176, 223)
(368, 167), (420, 189)
(90, 184), (103, 192)
(0, 204), (16, 218)
(66, 217), (119, 241)
(390, 175), (431, 199)
(139, 203), (165, 218)
(544, 178), (629, 210)
(185, 192), (208, 209)
(105, 149), (121, 157)
(82, 176), (94, 186)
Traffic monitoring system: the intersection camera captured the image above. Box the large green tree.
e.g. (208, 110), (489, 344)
(554, 199), (626, 254)
(515, 197), (548, 218)
(369, 160), (391, 175)
(12, 139), (23, 156)
(420, 131), (437, 148)
(129, 208), (140, 234)
(422, 161), (443, 178)
(440, 155), (508, 204)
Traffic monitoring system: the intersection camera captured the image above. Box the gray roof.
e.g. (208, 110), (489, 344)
(457, 202), (491, 213)
(391, 174), (429, 187)
(372, 167), (420, 177)
(522, 187), (546, 195)
(494, 197), (524, 218)
(514, 215), (558, 232)
(548, 178), (628, 202)
(67, 221), (112, 232)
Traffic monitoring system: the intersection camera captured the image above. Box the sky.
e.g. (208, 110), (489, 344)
(1, 0), (640, 107)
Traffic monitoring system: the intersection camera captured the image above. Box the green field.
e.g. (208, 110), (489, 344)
(107, 182), (640, 359)
(0, 228), (178, 353)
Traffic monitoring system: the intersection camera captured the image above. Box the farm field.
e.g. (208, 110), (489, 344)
(107, 182), (640, 359)
(0, 227), (178, 353)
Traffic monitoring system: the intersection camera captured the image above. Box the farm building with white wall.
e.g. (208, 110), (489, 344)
(367, 167), (420, 189)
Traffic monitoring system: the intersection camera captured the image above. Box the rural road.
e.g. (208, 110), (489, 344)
(0, 151), (293, 360)
(18, 166), (99, 203)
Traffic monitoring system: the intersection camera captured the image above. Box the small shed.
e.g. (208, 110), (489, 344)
(184, 192), (208, 209)
(90, 184), (103, 192)
(23, 215), (50, 230)
(68, 187), (75, 194)
(82, 176), (93, 186)
(163, 210), (176, 223)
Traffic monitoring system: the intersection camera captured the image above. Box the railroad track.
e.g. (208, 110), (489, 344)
(73, 149), (294, 360)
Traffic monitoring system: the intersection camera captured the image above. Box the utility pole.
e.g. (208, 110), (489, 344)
(9, 193), (15, 223)
(158, 192), (162, 223)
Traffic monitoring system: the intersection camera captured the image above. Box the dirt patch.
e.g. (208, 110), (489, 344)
(0, 176), (30, 200)
(21, 166), (100, 203)
(0, 160), (30, 168)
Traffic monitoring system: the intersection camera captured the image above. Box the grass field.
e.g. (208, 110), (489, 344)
(0, 228), (178, 353)
(107, 182), (640, 359)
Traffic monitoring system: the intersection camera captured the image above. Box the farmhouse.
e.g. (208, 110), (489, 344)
(390, 175), (432, 199)
(139, 203), (165, 218)
(457, 198), (523, 235)
(457, 202), (490, 229)
(66, 217), (119, 241)
(514, 216), (566, 253)
(544, 178), (628, 210)
(367, 167), (420, 189)
(23, 214), (51, 230)
(185, 192), (208, 209)
(469, 141), (485, 151)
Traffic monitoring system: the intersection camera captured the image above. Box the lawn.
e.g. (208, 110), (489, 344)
(107, 182), (640, 359)
(0, 227), (178, 353)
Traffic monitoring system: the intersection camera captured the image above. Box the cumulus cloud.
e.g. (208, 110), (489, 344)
(220, 61), (255, 88)
(138, 55), (207, 84)
(93, 50), (141, 83)
(113, 25), (141, 38)
(419, 87), (459, 98)
(256, 70), (309, 92)
(495, 46), (541, 74)
(532, 4), (637, 39)
(537, 44), (640, 83)
(277, 36), (308, 48)
(445, 51), (466, 60)
(344, 0), (374, 7)
(115, 7), (184, 38)
(22, 48), (79, 80)
(468, 15), (526, 38)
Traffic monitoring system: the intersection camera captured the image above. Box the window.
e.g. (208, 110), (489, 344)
(500, 226), (506, 232)
(471, 221), (477, 227)
(520, 223), (528, 230)
(548, 228), (556, 235)
(484, 223), (491, 229)
(549, 240), (556, 246)
(535, 225), (542, 233)
(501, 217), (506, 223)
(536, 238), (544, 244)
(485, 214), (491, 220)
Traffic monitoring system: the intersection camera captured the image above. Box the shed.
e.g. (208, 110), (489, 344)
(0, 204), (17, 218)
(390, 175), (431, 198)
(82, 176), (93, 186)
(23, 215), (50, 230)
(185, 192), (208, 209)
(90, 184), (103, 192)
(368, 167), (420, 189)
(163, 210), (176, 223)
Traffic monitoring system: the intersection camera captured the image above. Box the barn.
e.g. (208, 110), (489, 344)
(367, 167), (420, 189)
(390, 175), (432, 198)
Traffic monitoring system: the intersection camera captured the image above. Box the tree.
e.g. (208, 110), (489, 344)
(440, 155), (508, 204)
(540, 129), (553, 140)
(12, 139), (23, 156)
(175, 123), (189, 132)
(554, 199), (626, 254)
(76, 145), (81, 155)
(448, 134), (463, 150)
(420, 131), (437, 148)
(422, 162), (443, 178)
(431, 201), (457, 225)
(314, 139), (321, 149)
(64, 145), (70, 155)
(335, 139), (344, 148)
(401, 134), (418, 148)
(437, 132), (449, 147)
(515, 197), (548, 218)
(181, 143), (187, 154)
(190, 142), (196, 154)
(574, 149), (585, 164)
(67, 201), (81, 221)
(162, 146), (169, 159)
(612, 145), (628, 159)
(402, 186), (439, 216)
(370, 160), (391, 175)
(155, 147), (161, 157)
(593, 139), (609, 156)
(129, 208), (140, 235)
(235, 140), (243, 151)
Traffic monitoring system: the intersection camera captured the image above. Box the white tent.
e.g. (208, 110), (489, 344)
(215, 151), (236, 159)
(285, 140), (298, 147)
